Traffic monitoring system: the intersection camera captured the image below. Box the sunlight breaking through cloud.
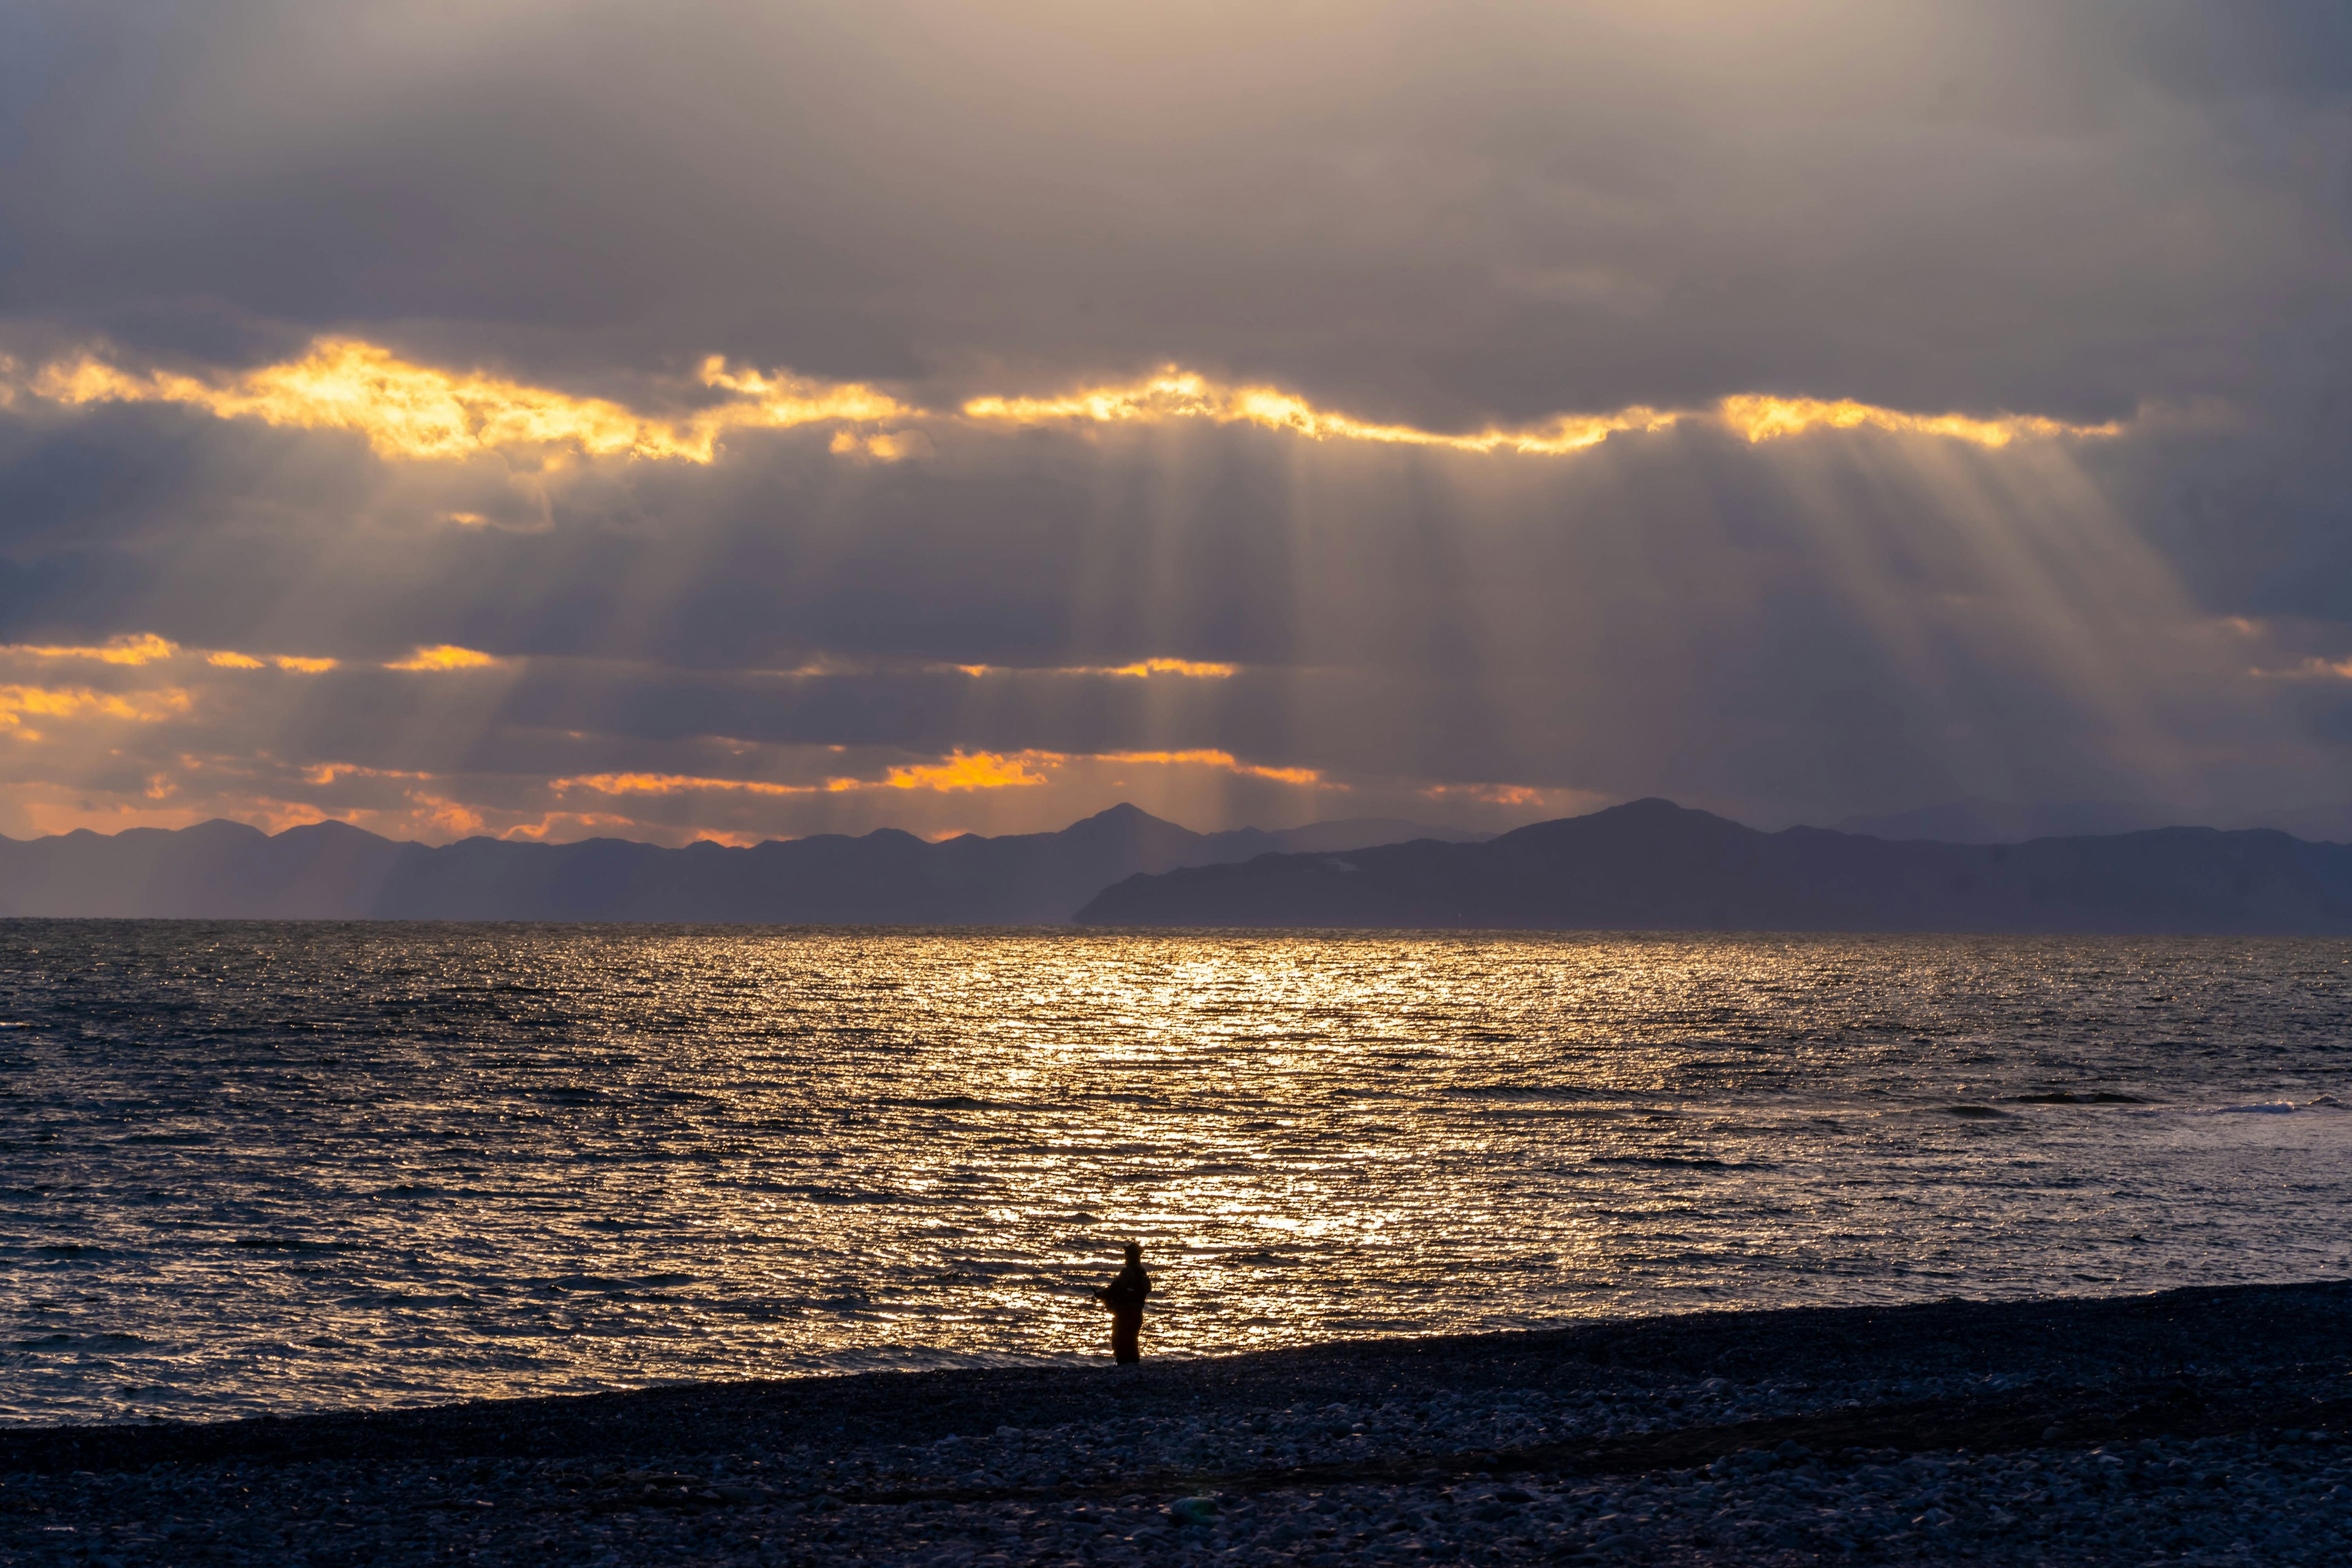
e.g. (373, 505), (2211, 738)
(26, 339), (913, 464)
(951, 658), (1240, 679)
(1717, 395), (2124, 447)
(207, 650), (341, 673)
(383, 645), (503, 672)
(12, 339), (2130, 471)
(551, 747), (1327, 805)
(963, 370), (1683, 454)
(965, 371), (2127, 454)
(2, 633), (182, 666)
(0, 684), (190, 741)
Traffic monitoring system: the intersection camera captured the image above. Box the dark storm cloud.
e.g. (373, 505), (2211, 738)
(7, 1), (2347, 420)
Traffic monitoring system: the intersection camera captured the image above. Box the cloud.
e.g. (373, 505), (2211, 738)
(554, 771), (817, 799)
(0, 682), (189, 741)
(968, 372), (2126, 455)
(383, 644), (502, 672)
(1, 2), (2350, 848)
(954, 659), (1240, 680)
(23, 339), (912, 465)
(3, 632), (180, 665)
(16, 340), (2125, 470)
(866, 750), (1052, 792)
(1717, 396), (2124, 449)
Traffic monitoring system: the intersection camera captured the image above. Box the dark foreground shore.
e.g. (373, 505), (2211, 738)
(6, 1283), (2350, 1566)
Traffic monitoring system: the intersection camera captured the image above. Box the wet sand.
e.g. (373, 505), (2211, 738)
(6, 1281), (2349, 1565)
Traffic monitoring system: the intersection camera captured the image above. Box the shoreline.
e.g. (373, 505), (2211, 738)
(6, 1281), (2350, 1564)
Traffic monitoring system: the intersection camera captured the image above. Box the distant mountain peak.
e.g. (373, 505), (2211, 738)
(0, 804), (1476, 921)
(1076, 796), (2352, 933)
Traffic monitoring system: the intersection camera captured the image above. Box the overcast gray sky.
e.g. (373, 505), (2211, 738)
(2, 0), (2349, 844)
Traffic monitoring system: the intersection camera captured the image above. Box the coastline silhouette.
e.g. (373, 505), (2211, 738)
(1093, 1242), (1152, 1364)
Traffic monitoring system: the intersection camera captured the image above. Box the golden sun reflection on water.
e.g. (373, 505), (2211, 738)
(4, 925), (2351, 1421)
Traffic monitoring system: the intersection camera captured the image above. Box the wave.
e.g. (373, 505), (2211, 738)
(1585, 1155), (1768, 1170)
(1447, 1084), (1612, 1101)
(2195, 1098), (2346, 1115)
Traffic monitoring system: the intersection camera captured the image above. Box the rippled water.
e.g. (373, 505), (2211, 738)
(3, 922), (2350, 1425)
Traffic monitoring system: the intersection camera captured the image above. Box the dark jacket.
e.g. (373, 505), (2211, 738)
(1100, 1262), (1151, 1314)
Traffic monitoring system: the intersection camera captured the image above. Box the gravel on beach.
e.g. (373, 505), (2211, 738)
(5, 1281), (2349, 1566)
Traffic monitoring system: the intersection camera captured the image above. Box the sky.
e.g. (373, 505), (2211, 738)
(2, 0), (2350, 846)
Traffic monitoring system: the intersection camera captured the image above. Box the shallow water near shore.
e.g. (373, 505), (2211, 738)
(2, 922), (2348, 1425)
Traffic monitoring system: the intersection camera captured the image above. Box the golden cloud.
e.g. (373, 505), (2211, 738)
(964, 370), (1679, 456)
(14, 338), (2130, 470)
(0, 683), (191, 741)
(951, 657), (1240, 679)
(1091, 748), (1327, 785)
(548, 745), (1327, 801)
(2, 633), (181, 665)
(1716, 394), (2123, 447)
(964, 371), (2126, 455)
(28, 339), (913, 465)
(864, 750), (1054, 792)
(553, 771), (818, 797)
(383, 644), (502, 672)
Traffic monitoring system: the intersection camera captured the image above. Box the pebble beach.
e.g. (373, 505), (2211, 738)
(6, 1281), (2349, 1566)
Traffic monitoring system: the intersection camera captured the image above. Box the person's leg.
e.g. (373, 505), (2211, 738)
(1112, 1310), (1141, 1364)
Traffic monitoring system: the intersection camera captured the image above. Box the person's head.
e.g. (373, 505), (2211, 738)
(1124, 1241), (1142, 1263)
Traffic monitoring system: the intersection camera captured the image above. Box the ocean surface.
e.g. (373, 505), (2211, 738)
(3, 922), (2348, 1426)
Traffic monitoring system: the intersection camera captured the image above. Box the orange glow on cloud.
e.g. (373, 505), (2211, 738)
(383, 644), (502, 672)
(1715, 394), (2122, 447)
(952, 658), (1239, 679)
(964, 371), (2126, 456)
(865, 750), (1054, 791)
(0, 683), (191, 741)
(1420, 781), (1552, 808)
(548, 746), (1327, 802)
(408, 794), (488, 837)
(497, 811), (647, 842)
(554, 771), (818, 797)
(300, 762), (434, 786)
(28, 339), (913, 465)
(15, 339), (2129, 470)
(3, 633), (181, 665)
(1, 636), (337, 674)
(1091, 748), (1326, 785)
(964, 369), (1679, 456)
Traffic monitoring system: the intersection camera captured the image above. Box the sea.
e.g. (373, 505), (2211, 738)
(3, 922), (2348, 1426)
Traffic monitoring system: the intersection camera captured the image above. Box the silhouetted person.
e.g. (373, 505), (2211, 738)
(1093, 1241), (1151, 1364)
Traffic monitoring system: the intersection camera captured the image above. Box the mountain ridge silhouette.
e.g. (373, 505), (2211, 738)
(1074, 797), (2352, 933)
(0, 805), (1485, 922)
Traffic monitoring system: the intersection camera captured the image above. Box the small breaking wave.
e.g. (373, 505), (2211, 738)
(1447, 1084), (1611, 1101)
